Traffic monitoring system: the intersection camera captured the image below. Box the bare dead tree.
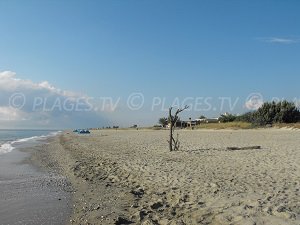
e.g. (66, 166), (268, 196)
(168, 105), (189, 151)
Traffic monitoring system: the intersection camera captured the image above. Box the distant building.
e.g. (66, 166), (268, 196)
(186, 117), (220, 127)
(167, 120), (188, 129)
(187, 119), (200, 127)
(205, 118), (220, 123)
(167, 117), (220, 129)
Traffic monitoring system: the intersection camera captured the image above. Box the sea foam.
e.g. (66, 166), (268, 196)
(0, 131), (62, 155)
(0, 143), (15, 154)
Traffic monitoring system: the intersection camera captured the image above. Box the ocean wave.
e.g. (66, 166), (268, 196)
(0, 143), (15, 154)
(0, 131), (62, 155)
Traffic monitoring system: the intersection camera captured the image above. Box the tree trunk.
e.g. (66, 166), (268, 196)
(169, 107), (173, 151)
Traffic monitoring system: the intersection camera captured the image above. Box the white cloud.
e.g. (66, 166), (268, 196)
(0, 71), (108, 128)
(0, 107), (28, 121)
(258, 37), (299, 44)
(0, 71), (83, 98)
(0, 71), (16, 79)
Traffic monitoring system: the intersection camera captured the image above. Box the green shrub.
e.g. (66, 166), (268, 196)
(158, 117), (168, 127)
(252, 101), (300, 125)
(235, 112), (255, 123)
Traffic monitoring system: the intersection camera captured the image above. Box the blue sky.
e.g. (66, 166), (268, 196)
(0, 0), (300, 128)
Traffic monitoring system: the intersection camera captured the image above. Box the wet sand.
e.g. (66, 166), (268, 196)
(33, 129), (300, 225)
(0, 142), (72, 225)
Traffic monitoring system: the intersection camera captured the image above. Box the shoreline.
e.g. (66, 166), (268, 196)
(0, 139), (72, 225)
(33, 129), (300, 225)
(30, 134), (134, 225)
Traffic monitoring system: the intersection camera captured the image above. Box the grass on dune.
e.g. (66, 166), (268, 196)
(273, 123), (300, 129)
(195, 122), (254, 130)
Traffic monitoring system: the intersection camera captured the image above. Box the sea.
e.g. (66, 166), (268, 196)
(0, 129), (61, 155)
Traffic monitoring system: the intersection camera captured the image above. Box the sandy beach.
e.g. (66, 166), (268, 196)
(32, 129), (300, 225)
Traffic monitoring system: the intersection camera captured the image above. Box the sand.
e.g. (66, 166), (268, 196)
(34, 129), (300, 225)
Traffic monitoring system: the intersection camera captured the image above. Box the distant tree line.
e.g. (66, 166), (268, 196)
(158, 117), (183, 127)
(158, 101), (300, 127)
(158, 117), (168, 127)
(220, 101), (300, 125)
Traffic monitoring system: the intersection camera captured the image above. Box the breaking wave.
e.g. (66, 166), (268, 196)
(0, 131), (61, 155)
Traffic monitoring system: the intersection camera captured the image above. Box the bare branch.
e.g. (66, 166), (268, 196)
(168, 105), (189, 151)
